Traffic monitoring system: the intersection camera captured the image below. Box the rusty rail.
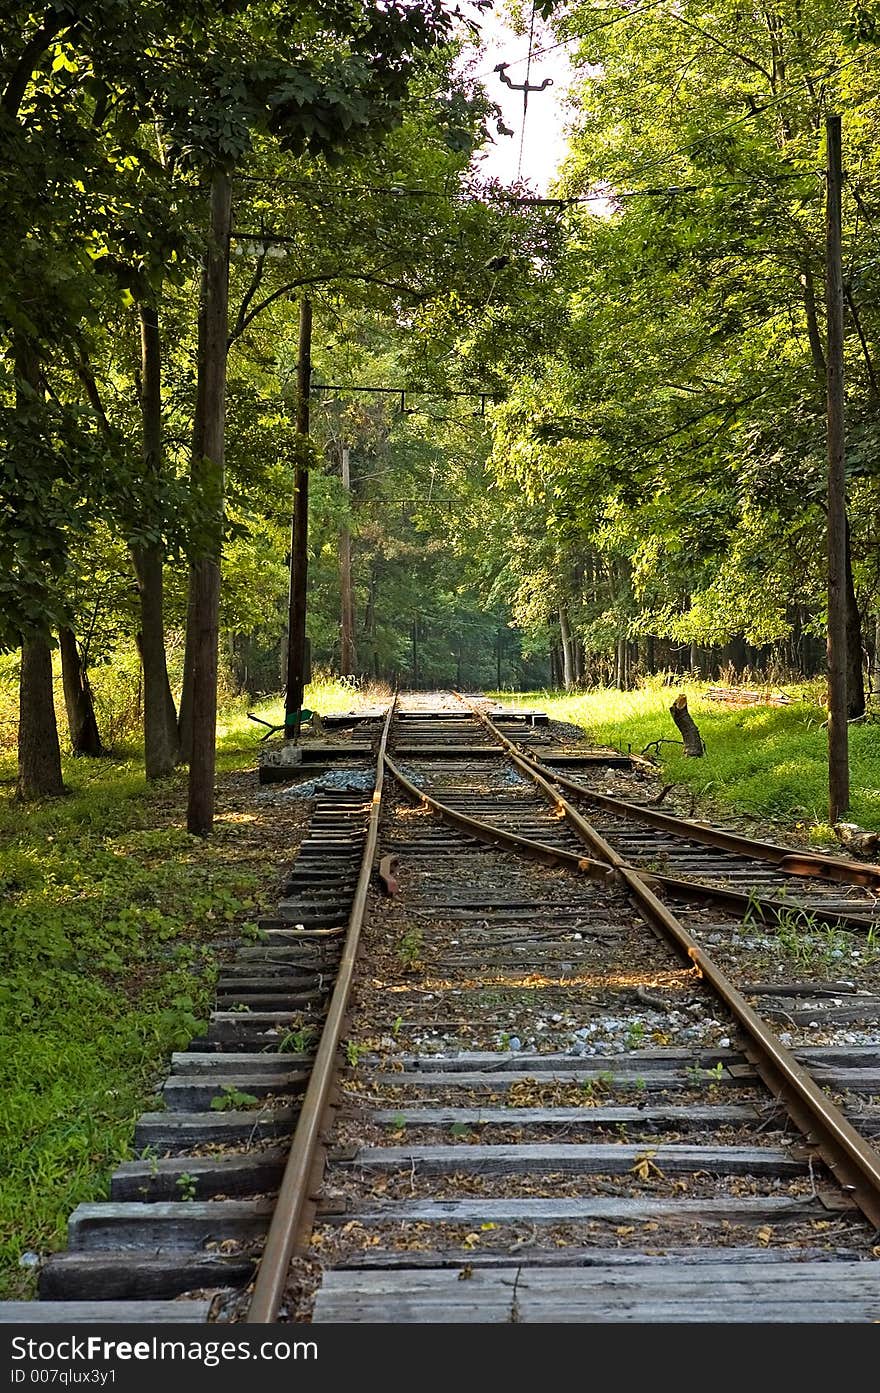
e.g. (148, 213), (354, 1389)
(538, 763), (880, 891)
(451, 698), (880, 1230)
(384, 754), (612, 881)
(246, 699), (396, 1323)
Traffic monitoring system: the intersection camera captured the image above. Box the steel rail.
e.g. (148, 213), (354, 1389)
(444, 699), (880, 1228)
(520, 747), (880, 890)
(246, 700), (396, 1323)
(384, 754), (613, 882)
(613, 863), (880, 1228)
(460, 697), (879, 934)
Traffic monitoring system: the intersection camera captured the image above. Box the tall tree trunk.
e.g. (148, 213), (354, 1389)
(339, 444), (355, 677)
(572, 635), (583, 685)
(59, 627), (102, 756)
(18, 638), (65, 798)
(133, 549), (180, 776)
(14, 336), (65, 797)
(559, 606), (574, 691)
(843, 517), (865, 718)
(134, 301), (179, 777)
(616, 636), (628, 690)
(284, 298), (313, 735)
(177, 584), (197, 763)
(187, 169), (232, 837)
(549, 645), (559, 688)
(178, 257), (211, 765)
(364, 568), (379, 680)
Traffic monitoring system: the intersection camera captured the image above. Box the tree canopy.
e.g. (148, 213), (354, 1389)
(2, 0), (879, 807)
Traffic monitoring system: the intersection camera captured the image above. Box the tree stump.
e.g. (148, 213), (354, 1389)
(669, 693), (705, 757)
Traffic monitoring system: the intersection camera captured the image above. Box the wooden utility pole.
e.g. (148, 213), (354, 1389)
(339, 444), (355, 676)
(825, 113), (850, 823)
(284, 297), (312, 738)
(187, 168), (232, 837)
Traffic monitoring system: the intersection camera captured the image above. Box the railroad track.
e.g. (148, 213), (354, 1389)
(7, 694), (880, 1324)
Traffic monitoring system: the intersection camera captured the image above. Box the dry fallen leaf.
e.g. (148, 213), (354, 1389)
(630, 1149), (664, 1181)
(756, 1225), (774, 1246)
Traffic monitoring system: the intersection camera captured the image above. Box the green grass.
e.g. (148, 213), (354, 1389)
(0, 676), (363, 1297)
(497, 678), (880, 840)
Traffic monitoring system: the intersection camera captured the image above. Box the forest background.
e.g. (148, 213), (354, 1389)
(5, 0), (880, 798)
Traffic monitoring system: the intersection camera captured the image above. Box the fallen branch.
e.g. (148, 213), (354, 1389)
(641, 738), (684, 757)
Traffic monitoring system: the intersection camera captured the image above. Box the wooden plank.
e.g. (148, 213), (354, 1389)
(807, 1067), (880, 1091)
(0, 1301), (212, 1323)
(111, 1149), (287, 1200)
(40, 1251), (255, 1300)
(319, 1262), (880, 1294)
(369, 1104), (880, 1134)
(161, 1073), (308, 1110)
(394, 744), (502, 756)
(68, 1200), (273, 1250)
(798, 1045), (880, 1063)
(334, 1246), (861, 1271)
(313, 1270), (515, 1323)
(767, 1003), (880, 1025)
(313, 1263), (880, 1324)
(135, 1107), (296, 1149)
(171, 1052), (311, 1073)
(210, 1011), (314, 1024)
(379, 1049), (745, 1072)
(371, 1105), (758, 1129)
(366, 1069), (754, 1091)
(330, 1196), (846, 1225)
(743, 981), (861, 997)
(340, 1143), (805, 1177)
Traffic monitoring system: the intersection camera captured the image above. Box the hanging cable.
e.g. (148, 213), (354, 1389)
(517, 1), (538, 179)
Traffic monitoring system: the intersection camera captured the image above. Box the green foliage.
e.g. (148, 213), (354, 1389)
(175, 1171), (198, 1201)
(210, 1086), (260, 1112)
(398, 926), (423, 968)
(277, 1025), (318, 1054)
(0, 733), (273, 1297)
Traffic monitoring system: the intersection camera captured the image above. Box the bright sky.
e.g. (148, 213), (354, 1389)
(467, 7), (577, 192)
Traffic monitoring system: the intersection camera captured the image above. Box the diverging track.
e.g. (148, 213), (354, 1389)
(306, 699), (880, 1323)
(9, 694), (880, 1324)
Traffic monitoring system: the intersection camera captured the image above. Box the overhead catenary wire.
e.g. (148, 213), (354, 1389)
(517, 1), (538, 180)
(230, 169), (821, 225)
(467, 0), (674, 82)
